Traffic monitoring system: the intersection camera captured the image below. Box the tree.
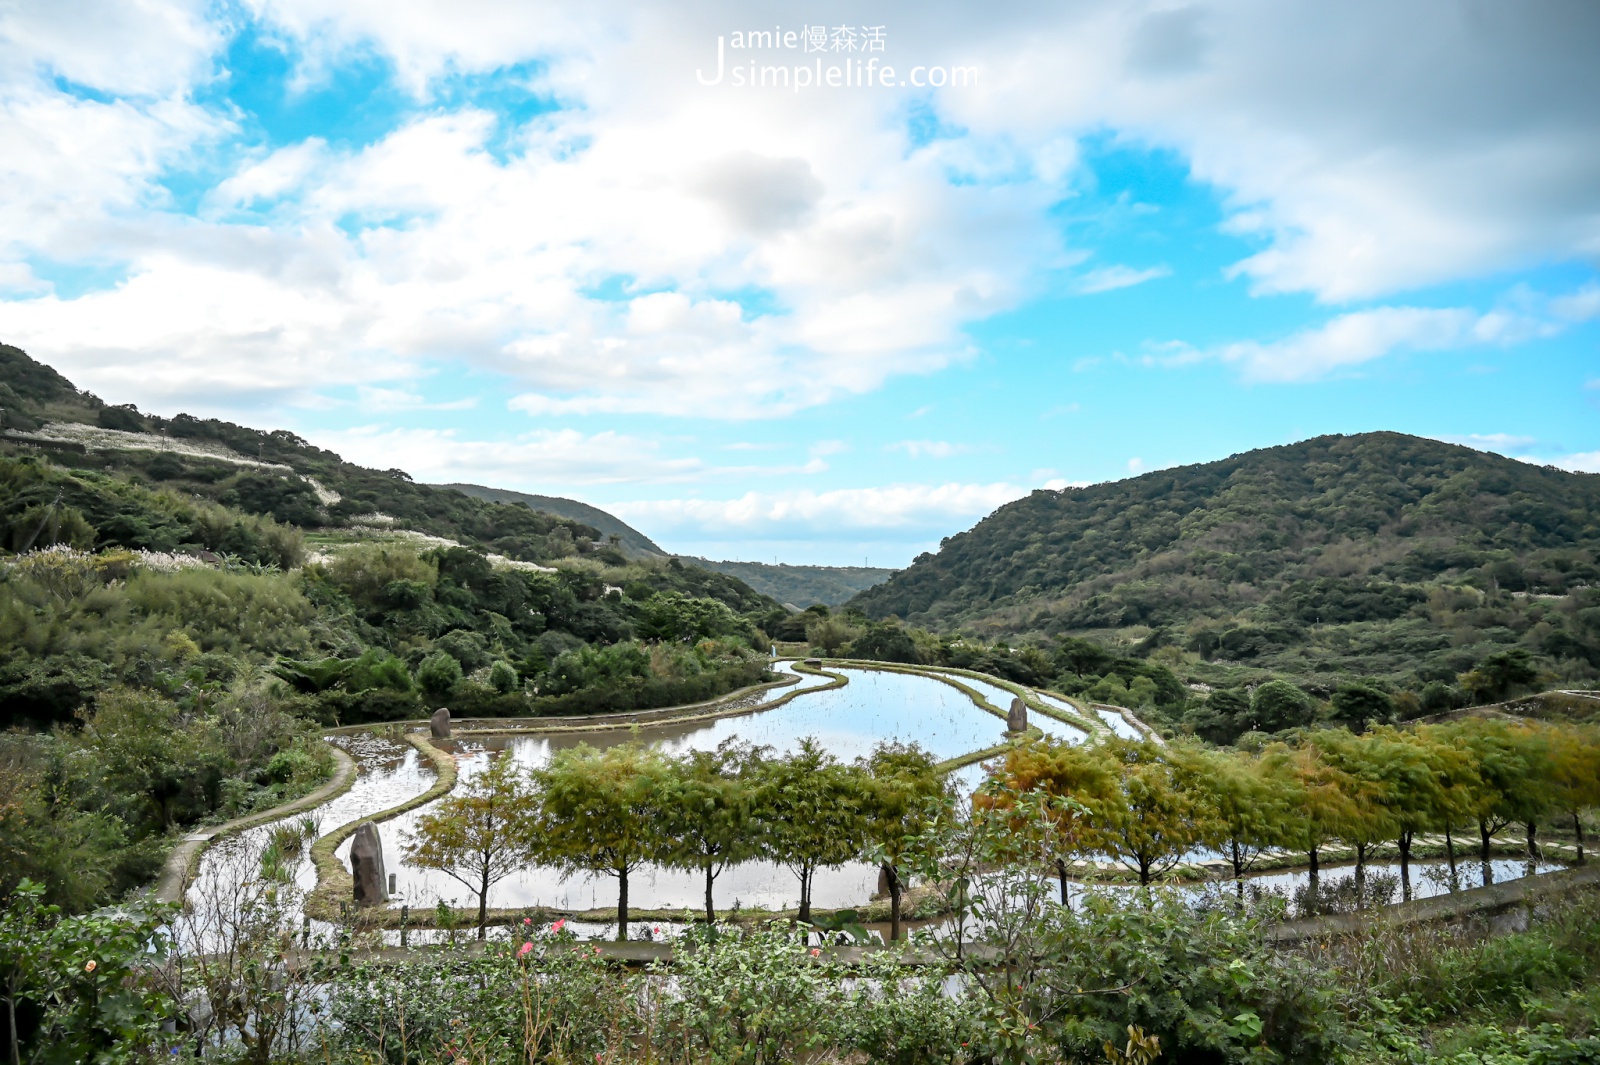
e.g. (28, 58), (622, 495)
(1193, 749), (1295, 892)
(1444, 718), (1554, 876)
(1262, 741), (1363, 907)
(533, 742), (667, 941)
(1249, 681), (1316, 734)
(406, 754), (539, 939)
(751, 739), (865, 924)
(1308, 730), (1399, 897)
(81, 687), (224, 832)
(1357, 727), (1474, 900)
(1457, 648), (1539, 705)
(1546, 724), (1600, 865)
(805, 615), (861, 657)
(859, 742), (950, 940)
(1329, 683), (1394, 730)
(1085, 739), (1213, 886)
(656, 741), (757, 925)
(997, 739), (1117, 902)
(1184, 689), (1250, 745)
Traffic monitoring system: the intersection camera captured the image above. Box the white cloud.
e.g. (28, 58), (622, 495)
(1071, 263), (1170, 294)
(3, 0), (1600, 421)
(887, 439), (972, 459)
(608, 481), (1036, 540)
(1160, 286), (1600, 383)
(1442, 432), (1540, 453)
(1550, 452), (1600, 474)
(356, 386), (477, 412)
(306, 426), (709, 486)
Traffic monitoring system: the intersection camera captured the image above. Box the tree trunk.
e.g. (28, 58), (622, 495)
(704, 863), (717, 926)
(1138, 856), (1151, 887)
(1445, 824), (1459, 891)
(885, 864), (903, 942)
(1307, 859), (1320, 916)
(1479, 819), (1493, 864)
(1055, 857), (1070, 906)
(1526, 821), (1539, 861)
(1354, 843), (1368, 905)
(617, 866), (629, 942)
(797, 865), (813, 925)
(8, 990), (20, 1065)
(1575, 811), (1587, 866)
(1231, 839), (1244, 883)
(1397, 830), (1413, 902)
(478, 866), (490, 940)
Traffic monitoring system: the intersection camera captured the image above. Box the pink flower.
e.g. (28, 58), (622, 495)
(518, 941), (533, 959)
(523, 917), (532, 926)
(551, 918), (567, 933)
(653, 926), (660, 934)
(809, 948), (821, 957)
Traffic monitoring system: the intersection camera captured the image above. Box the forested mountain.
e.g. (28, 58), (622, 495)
(1, 342), (780, 727)
(443, 482), (667, 559)
(850, 432), (1600, 697)
(685, 558), (896, 608)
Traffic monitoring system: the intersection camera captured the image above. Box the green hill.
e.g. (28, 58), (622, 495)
(685, 558), (895, 608)
(442, 483), (667, 559)
(849, 432), (1600, 696)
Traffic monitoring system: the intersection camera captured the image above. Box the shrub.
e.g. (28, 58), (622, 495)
(489, 659), (519, 694)
(1252, 679), (1317, 732)
(416, 651), (463, 697)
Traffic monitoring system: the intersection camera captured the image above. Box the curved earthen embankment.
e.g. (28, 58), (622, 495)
(151, 745), (357, 904)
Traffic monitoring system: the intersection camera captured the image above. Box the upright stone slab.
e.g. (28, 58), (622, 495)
(1006, 697), (1029, 733)
(430, 706), (451, 740)
(350, 822), (388, 907)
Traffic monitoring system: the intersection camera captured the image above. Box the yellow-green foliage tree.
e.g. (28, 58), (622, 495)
(1087, 739), (1215, 886)
(406, 754), (540, 939)
(1261, 742), (1364, 895)
(1355, 727), (1475, 899)
(1544, 723), (1600, 865)
(996, 739), (1117, 901)
(1442, 718), (1555, 866)
(1307, 730), (1399, 890)
(1191, 748), (1297, 890)
(533, 742), (669, 941)
(859, 742), (950, 940)
(655, 741), (758, 925)
(751, 739), (866, 924)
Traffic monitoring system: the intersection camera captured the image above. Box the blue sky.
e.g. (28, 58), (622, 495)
(1, 1), (1597, 565)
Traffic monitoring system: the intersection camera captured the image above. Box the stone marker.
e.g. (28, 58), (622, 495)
(804, 657), (822, 667)
(350, 822), (388, 907)
(1006, 697), (1028, 733)
(430, 706), (451, 739)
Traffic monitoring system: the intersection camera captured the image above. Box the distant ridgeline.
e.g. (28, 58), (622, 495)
(684, 558), (897, 608)
(850, 432), (1600, 712)
(441, 483), (668, 560)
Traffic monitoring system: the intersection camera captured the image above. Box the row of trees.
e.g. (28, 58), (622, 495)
(407, 716), (1600, 942)
(407, 739), (949, 941)
(997, 718), (1600, 900)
